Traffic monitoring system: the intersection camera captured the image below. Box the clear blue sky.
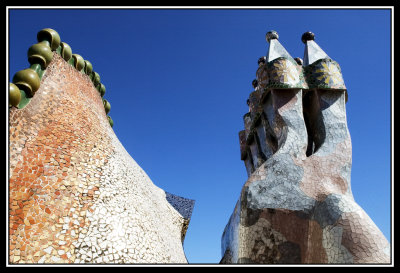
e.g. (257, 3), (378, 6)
(8, 8), (392, 264)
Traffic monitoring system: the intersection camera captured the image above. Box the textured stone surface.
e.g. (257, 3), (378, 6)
(221, 32), (390, 264)
(9, 53), (193, 264)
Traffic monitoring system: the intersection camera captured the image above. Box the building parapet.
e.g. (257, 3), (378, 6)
(9, 28), (114, 127)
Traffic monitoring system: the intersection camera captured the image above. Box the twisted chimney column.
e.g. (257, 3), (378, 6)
(221, 31), (390, 264)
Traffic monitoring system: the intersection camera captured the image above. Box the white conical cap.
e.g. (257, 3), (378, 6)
(265, 30), (293, 62)
(302, 31), (330, 66)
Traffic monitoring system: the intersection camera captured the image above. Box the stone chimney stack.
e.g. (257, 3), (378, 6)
(222, 30), (390, 264)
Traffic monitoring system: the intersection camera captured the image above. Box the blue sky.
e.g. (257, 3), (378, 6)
(8, 8), (392, 264)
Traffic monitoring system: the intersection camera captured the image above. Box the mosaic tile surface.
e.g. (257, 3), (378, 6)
(304, 58), (347, 90)
(221, 31), (390, 264)
(9, 53), (193, 264)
